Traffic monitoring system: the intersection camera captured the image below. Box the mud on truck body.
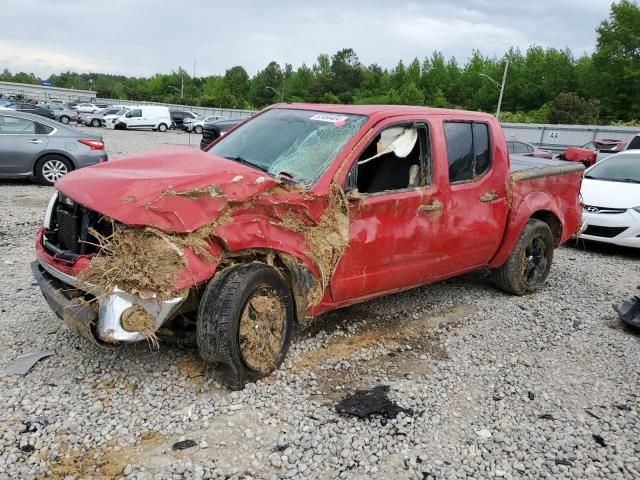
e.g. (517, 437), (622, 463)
(33, 104), (584, 388)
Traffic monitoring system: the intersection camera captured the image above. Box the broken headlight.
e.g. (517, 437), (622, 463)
(58, 193), (74, 207)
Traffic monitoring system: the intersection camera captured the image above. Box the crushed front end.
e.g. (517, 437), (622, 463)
(33, 192), (188, 345)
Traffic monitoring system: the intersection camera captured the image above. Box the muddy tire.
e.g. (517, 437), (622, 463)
(197, 263), (295, 389)
(492, 219), (554, 296)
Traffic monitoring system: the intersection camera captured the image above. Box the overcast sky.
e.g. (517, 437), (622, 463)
(1, 0), (613, 78)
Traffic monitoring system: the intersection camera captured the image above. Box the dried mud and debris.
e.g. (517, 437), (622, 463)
(1, 128), (640, 480)
(239, 291), (286, 373)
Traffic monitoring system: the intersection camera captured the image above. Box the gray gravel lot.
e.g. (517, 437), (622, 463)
(1, 127), (639, 479)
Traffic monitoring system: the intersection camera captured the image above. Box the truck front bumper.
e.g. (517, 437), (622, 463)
(32, 258), (185, 344)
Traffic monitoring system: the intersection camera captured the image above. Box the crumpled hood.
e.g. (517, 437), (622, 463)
(56, 147), (283, 232)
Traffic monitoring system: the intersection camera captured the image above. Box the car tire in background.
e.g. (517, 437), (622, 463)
(91, 119), (100, 127)
(158, 123), (168, 132)
(35, 155), (73, 186)
(197, 263), (295, 389)
(60, 116), (70, 124)
(194, 125), (203, 134)
(492, 219), (554, 296)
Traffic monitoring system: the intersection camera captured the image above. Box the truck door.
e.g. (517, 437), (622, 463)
(439, 120), (509, 270)
(330, 118), (449, 302)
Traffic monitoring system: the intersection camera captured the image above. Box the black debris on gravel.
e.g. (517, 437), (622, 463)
(538, 413), (555, 420)
(613, 296), (640, 328)
(172, 439), (198, 450)
(593, 434), (607, 447)
(336, 385), (414, 419)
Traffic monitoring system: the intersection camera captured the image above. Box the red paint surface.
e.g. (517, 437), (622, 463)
(559, 147), (597, 167)
(39, 104), (583, 315)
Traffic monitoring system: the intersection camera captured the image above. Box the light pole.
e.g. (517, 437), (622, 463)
(168, 84), (183, 100)
(265, 86), (283, 101)
(479, 60), (509, 121)
(122, 85), (135, 100)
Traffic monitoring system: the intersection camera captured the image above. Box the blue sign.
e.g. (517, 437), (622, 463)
(42, 80), (51, 87)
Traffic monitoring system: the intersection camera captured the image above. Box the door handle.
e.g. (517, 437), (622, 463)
(28, 139), (43, 144)
(480, 191), (500, 202)
(418, 199), (443, 213)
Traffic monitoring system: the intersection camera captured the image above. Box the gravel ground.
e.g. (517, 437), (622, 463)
(1, 127), (639, 479)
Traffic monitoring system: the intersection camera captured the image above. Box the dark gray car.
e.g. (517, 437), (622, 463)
(0, 111), (107, 185)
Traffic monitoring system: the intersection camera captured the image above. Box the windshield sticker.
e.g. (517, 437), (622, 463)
(310, 113), (348, 126)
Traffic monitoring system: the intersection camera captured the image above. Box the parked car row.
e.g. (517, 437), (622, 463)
(199, 118), (244, 150)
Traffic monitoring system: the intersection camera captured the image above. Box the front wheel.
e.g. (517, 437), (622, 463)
(197, 263), (295, 389)
(194, 125), (203, 134)
(60, 115), (70, 124)
(158, 123), (168, 132)
(91, 118), (100, 127)
(492, 219), (554, 295)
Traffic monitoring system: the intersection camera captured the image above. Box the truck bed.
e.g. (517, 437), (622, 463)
(510, 155), (585, 182)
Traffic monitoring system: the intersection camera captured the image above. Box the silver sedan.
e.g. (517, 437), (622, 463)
(0, 111), (108, 185)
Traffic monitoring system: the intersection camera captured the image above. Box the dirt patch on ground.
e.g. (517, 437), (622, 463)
(176, 356), (207, 382)
(47, 445), (138, 479)
(47, 431), (167, 480)
(296, 305), (475, 398)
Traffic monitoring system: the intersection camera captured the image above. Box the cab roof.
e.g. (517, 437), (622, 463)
(269, 102), (494, 121)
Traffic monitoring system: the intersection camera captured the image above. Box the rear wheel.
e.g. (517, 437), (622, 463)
(91, 118), (100, 127)
(60, 115), (70, 124)
(35, 155), (72, 185)
(197, 263), (295, 389)
(158, 123), (168, 132)
(492, 219), (554, 295)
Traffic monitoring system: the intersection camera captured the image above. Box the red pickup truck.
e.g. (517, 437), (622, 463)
(32, 104), (584, 388)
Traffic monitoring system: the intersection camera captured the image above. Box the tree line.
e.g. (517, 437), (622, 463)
(1, 0), (638, 125)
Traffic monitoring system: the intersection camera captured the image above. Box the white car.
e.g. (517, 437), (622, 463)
(111, 106), (171, 132)
(74, 103), (100, 113)
(183, 114), (228, 133)
(579, 151), (640, 248)
(102, 108), (130, 127)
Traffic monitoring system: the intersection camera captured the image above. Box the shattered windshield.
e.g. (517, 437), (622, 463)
(209, 108), (367, 185)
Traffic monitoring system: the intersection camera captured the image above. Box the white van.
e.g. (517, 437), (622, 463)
(113, 106), (172, 132)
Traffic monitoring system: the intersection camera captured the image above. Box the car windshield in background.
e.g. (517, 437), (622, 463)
(209, 108), (367, 185)
(585, 154), (640, 183)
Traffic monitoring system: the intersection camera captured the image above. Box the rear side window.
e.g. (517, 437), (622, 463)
(39, 123), (54, 134)
(444, 122), (491, 183)
(0, 116), (36, 134)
